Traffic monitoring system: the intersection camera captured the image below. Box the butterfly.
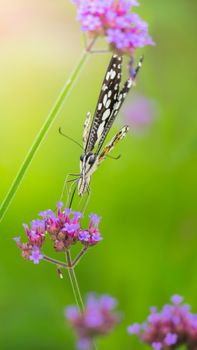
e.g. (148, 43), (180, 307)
(60, 54), (143, 204)
(77, 54), (143, 197)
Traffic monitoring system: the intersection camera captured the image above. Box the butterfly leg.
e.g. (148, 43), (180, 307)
(60, 173), (80, 204)
(81, 188), (91, 215)
(68, 180), (79, 208)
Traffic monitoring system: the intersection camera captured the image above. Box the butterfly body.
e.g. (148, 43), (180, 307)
(78, 152), (98, 196)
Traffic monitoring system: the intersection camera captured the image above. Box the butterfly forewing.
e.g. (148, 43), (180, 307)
(84, 55), (122, 153)
(95, 57), (143, 155)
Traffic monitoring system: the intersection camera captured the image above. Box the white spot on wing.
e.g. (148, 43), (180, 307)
(110, 69), (116, 79)
(108, 91), (112, 97)
(106, 72), (110, 80)
(102, 109), (111, 120)
(127, 79), (133, 88)
(105, 99), (111, 108)
(103, 94), (108, 106)
(97, 121), (105, 139)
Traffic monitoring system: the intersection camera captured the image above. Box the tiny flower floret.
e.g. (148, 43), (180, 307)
(100, 295), (117, 310)
(14, 203), (103, 264)
(128, 295), (197, 349)
(78, 231), (91, 242)
(128, 323), (140, 335)
(65, 306), (79, 321)
(66, 293), (120, 349)
(152, 342), (162, 350)
(171, 294), (183, 305)
(29, 247), (43, 264)
(164, 333), (177, 346)
(72, 0), (155, 54)
(89, 213), (101, 227)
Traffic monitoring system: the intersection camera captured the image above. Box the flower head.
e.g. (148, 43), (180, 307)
(72, 0), (155, 55)
(128, 295), (197, 349)
(14, 203), (102, 263)
(65, 293), (120, 349)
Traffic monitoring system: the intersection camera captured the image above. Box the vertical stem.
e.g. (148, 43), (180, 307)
(65, 249), (84, 312)
(65, 249), (97, 350)
(0, 51), (88, 223)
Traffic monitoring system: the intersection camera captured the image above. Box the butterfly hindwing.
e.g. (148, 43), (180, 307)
(98, 125), (129, 162)
(83, 112), (91, 148)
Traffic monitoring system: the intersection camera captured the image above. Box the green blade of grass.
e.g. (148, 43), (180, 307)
(0, 51), (88, 223)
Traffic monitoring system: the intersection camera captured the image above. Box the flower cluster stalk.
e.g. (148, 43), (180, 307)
(65, 250), (98, 350)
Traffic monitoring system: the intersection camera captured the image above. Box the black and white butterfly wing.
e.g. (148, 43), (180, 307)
(84, 55), (122, 154)
(95, 56), (143, 155)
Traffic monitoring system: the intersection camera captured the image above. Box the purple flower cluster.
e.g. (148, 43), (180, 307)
(14, 202), (102, 264)
(65, 294), (120, 349)
(72, 0), (155, 54)
(128, 295), (197, 350)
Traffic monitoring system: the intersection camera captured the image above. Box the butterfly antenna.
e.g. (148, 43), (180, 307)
(59, 127), (83, 149)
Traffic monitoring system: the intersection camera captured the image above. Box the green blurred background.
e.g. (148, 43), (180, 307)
(0, 0), (196, 349)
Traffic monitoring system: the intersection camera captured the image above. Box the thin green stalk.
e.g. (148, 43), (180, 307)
(43, 255), (68, 268)
(0, 51), (88, 223)
(65, 250), (97, 350)
(65, 249), (84, 312)
(72, 246), (88, 267)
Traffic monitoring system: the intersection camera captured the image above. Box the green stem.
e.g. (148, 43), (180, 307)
(65, 249), (84, 312)
(72, 246), (89, 267)
(0, 51), (88, 223)
(65, 249), (97, 350)
(43, 255), (68, 268)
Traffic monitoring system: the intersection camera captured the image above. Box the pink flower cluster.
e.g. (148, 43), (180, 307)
(128, 295), (197, 350)
(72, 0), (155, 54)
(14, 202), (102, 264)
(66, 294), (120, 349)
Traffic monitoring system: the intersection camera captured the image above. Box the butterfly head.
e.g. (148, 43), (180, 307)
(80, 152), (97, 174)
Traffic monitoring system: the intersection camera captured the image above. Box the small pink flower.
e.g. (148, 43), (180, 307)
(14, 203), (103, 263)
(128, 295), (197, 349)
(66, 293), (120, 349)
